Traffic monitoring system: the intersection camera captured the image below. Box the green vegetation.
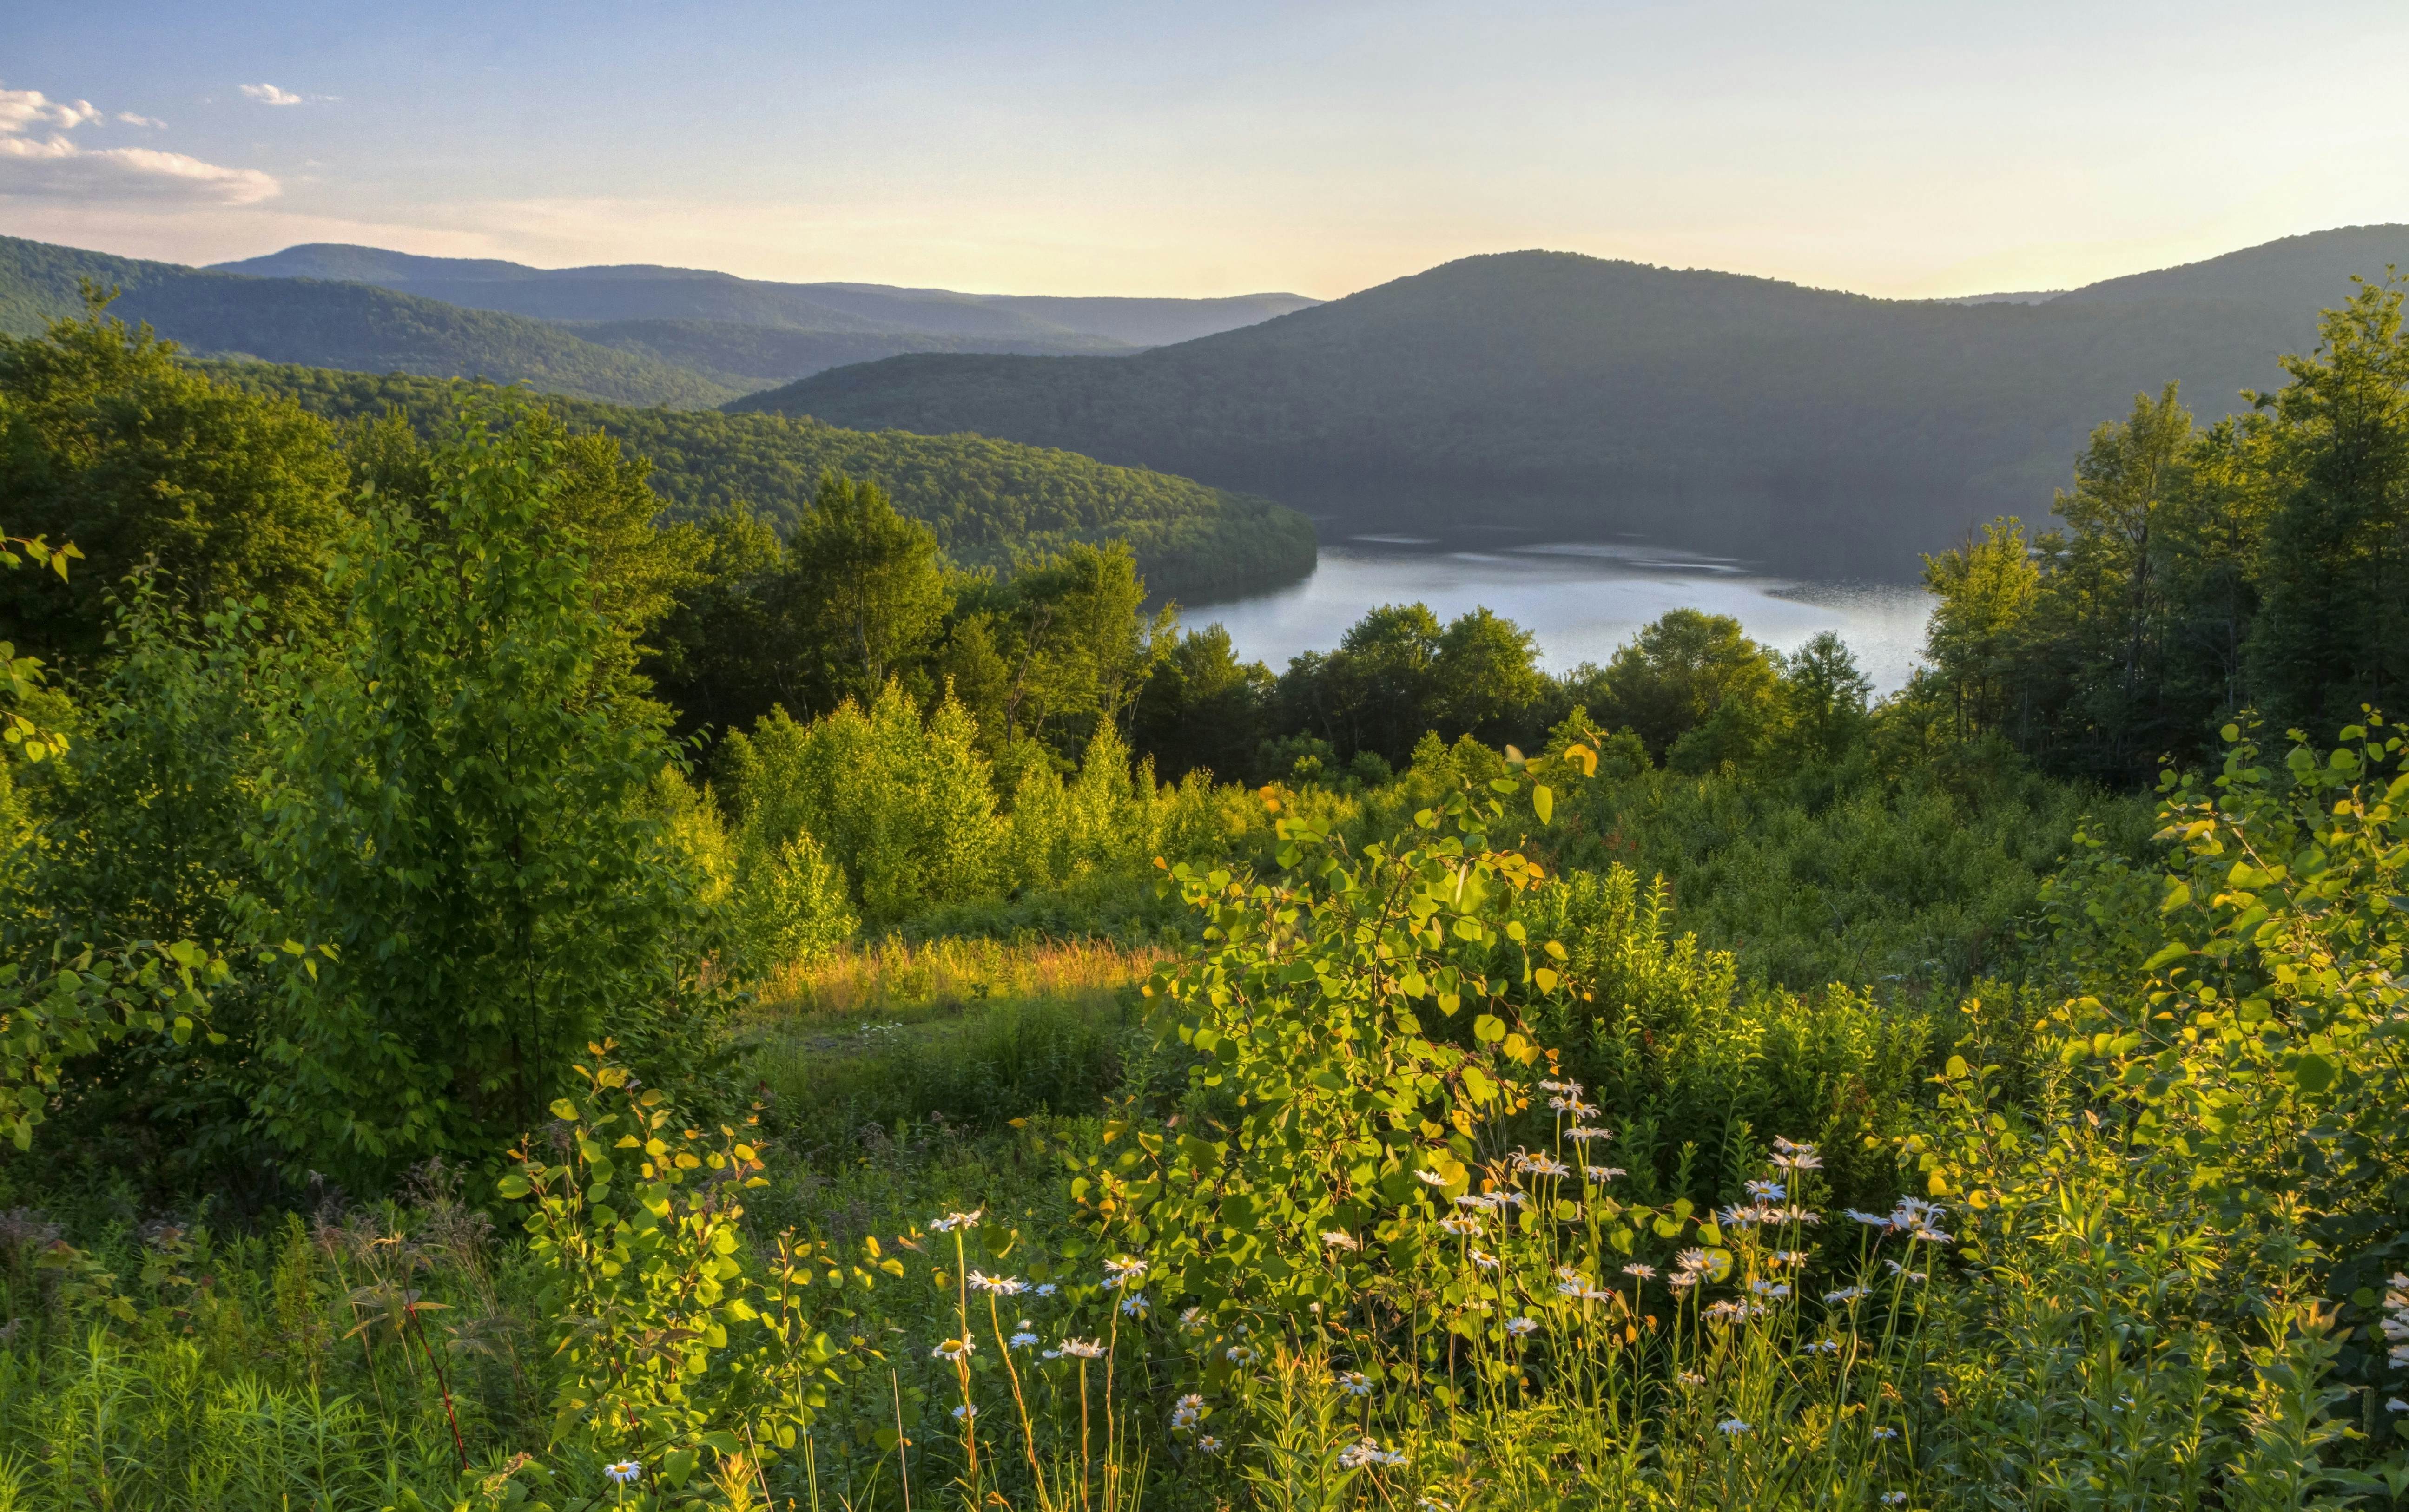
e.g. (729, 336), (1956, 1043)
(739, 227), (2409, 577)
(1913, 274), (2409, 782)
(0, 235), (734, 409)
(5, 261), (2409, 1512)
(217, 362), (1317, 605)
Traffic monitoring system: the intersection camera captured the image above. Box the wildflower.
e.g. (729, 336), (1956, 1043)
(1622, 1261), (1658, 1281)
(1439, 1215), (1482, 1236)
(1548, 1095), (1599, 1118)
(1556, 1269), (1592, 1297)
(1495, 1190), (1531, 1209)
(1469, 1249), (1498, 1270)
(1845, 1208), (1894, 1228)
(1801, 1337), (1840, 1354)
(1171, 1394), (1205, 1430)
(1771, 1137), (1823, 1170)
(1749, 1279), (1793, 1299)
(1882, 1260), (1927, 1282)
(1539, 1078), (1585, 1095)
(967, 1270), (1023, 1295)
(1677, 1370), (1705, 1386)
(1909, 1226), (1954, 1245)
(1010, 1330), (1038, 1349)
(1826, 1285), (1869, 1303)
(1032, 1282), (1058, 1297)
(1585, 1165), (1628, 1182)
(1226, 1344), (1260, 1365)
(1770, 1249), (1810, 1266)
(1566, 1125), (1613, 1142)
(604, 1461), (643, 1485)
(932, 1337), (975, 1362)
(1717, 1418), (1751, 1436)
(952, 1403), (977, 1421)
(1505, 1316), (1539, 1337)
(929, 1210), (984, 1233)
(1337, 1437), (1407, 1469)
(1454, 1192), (1500, 1210)
(2388, 1397), (2409, 1413)
(1415, 1169), (1451, 1188)
(1881, 1494), (1908, 1506)
(1119, 1291), (1150, 1317)
(1717, 1204), (1760, 1230)
(1194, 1434), (1223, 1454)
(1103, 1256), (1148, 1289)
(1336, 1370), (1373, 1397)
(1515, 1151), (1571, 1177)
(1768, 1205), (1823, 1225)
(1178, 1306), (1207, 1333)
(1666, 1271), (1699, 1291)
(1321, 1230), (1361, 1251)
(1872, 1426), (1900, 1440)
(1745, 1179), (1787, 1203)
(1674, 1247), (1712, 1275)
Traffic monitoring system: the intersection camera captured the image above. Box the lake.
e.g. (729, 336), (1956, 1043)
(1185, 533), (1935, 694)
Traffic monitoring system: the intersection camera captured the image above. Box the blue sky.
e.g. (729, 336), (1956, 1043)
(6, 0), (2408, 298)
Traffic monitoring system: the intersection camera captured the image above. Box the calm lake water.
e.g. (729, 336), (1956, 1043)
(1186, 534), (1935, 694)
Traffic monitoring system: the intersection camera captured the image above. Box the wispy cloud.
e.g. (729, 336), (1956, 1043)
(0, 79), (277, 206)
(238, 83), (305, 106)
(115, 112), (166, 129)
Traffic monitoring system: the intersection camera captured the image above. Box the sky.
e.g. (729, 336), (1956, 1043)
(6, 0), (2409, 301)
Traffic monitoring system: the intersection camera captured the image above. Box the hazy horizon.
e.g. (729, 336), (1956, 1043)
(8, 0), (2409, 302)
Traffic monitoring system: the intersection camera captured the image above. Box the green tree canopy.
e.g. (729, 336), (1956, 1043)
(0, 292), (348, 664)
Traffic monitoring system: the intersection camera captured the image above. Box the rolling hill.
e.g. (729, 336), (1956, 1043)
(207, 244), (1320, 365)
(210, 363), (1318, 603)
(0, 235), (733, 408)
(737, 225), (2409, 577)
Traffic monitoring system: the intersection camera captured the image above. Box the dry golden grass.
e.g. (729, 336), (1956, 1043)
(750, 935), (1168, 1026)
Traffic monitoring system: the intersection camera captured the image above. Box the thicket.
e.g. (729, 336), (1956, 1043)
(2, 273), (2408, 1511)
(1914, 274), (2409, 782)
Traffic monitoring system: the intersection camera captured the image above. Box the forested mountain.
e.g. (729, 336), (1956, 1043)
(0, 235), (733, 408)
(209, 243), (1320, 346)
(555, 317), (1131, 391)
(216, 363), (1317, 601)
(741, 224), (2409, 576)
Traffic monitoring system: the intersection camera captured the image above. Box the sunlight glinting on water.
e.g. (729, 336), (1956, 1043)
(1185, 539), (1936, 695)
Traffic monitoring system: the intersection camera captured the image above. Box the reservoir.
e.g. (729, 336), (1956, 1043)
(1185, 533), (1935, 695)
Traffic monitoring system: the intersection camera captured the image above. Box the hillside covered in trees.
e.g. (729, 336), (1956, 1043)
(745, 224), (2409, 577)
(212, 363), (1317, 603)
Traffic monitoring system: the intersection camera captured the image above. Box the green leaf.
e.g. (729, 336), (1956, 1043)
(1533, 784), (1553, 823)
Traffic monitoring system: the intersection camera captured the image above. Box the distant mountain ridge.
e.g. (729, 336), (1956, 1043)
(207, 244), (1321, 348)
(0, 235), (736, 408)
(738, 224), (2409, 578)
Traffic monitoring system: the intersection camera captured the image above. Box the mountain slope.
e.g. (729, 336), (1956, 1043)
(737, 228), (2409, 576)
(211, 363), (1317, 603)
(208, 244), (1320, 346)
(0, 235), (733, 408)
(563, 318), (1133, 390)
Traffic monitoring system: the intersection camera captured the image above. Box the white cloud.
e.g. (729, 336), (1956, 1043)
(0, 86), (100, 133)
(0, 79), (278, 206)
(115, 112), (166, 129)
(238, 83), (304, 106)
